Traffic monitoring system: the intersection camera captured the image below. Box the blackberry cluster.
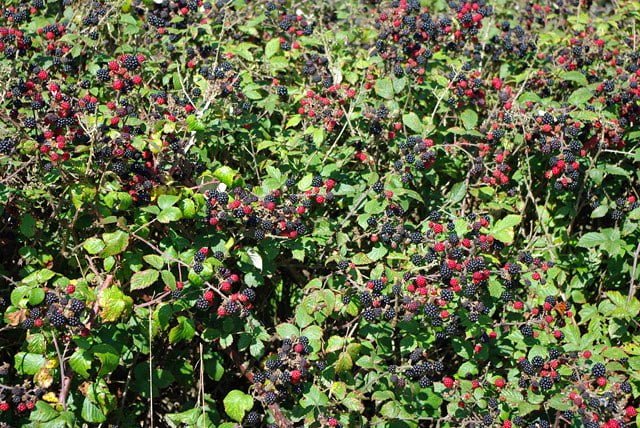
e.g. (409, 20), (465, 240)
(0, 137), (16, 154)
(253, 337), (316, 405)
(393, 348), (445, 389)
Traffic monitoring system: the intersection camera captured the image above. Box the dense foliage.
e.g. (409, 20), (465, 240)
(1, 0), (639, 426)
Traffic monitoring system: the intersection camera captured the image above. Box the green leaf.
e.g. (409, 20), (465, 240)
(20, 213), (36, 238)
(161, 270), (176, 288)
(577, 232), (606, 248)
(402, 112), (423, 133)
(81, 398), (106, 423)
(92, 344), (120, 376)
(562, 71), (588, 86)
(335, 352), (353, 373)
(265, 38), (280, 58)
(375, 78), (394, 100)
(99, 286), (133, 322)
(130, 269), (159, 291)
(169, 316), (196, 344)
(143, 255), (165, 270)
(69, 349), (92, 378)
(214, 166), (237, 186)
(460, 109), (478, 130)
(29, 401), (59, 422)
(14, 352), (46, 375)
(568, 87), (593, 105)
(276, 323), (299, 339)
(101, 231), (129, 257)
(223, 390), (253, 422)
(590, 205), (608, 218)
(301, 385), (329, 408)
(449, 181), (467, 204)
(83, 238), (105, 255)
(490, 214), (522, 243)
(185, 115), (205, 132)
(157, 206), (182, 223)
(157, 194), (180, 210)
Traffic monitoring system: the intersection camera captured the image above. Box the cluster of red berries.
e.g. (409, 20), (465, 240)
(447, 68), (487, 108)
(0, 25), (32, 58)
(297, 85), (357, 132)
(192, 249), (255, 317)
(264, 1), (314, 49)
(96, 54), (146, 95)
(0, 382), (43, 417)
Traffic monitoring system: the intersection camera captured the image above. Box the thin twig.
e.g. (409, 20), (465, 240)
(628, 241), (640, 302)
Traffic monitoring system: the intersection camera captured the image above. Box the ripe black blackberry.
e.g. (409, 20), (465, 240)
(195, 296), (209, 310)
(242, 288), (256, 301)
(45, 292), (58, 305)
(482, 415), (493, 427)
(245, 411), (260, 425)
(49, 311), (66, 327)
(96, 68), (110, 81)
(24, 117), (37, 128)
(22, 318), (34, 329)
(311, 175), (323, 187)
(69, 298), (85, 314)
(263, 391), (277, 405)
(66, 316), (81, 326)
(440, 289), (454, 301)
(539, 376), (553, 391)
(111, 161), (128, 177)
(194, 251), (206, 263)
(620, 381), (632, 393)
(0, 138), (15, 154)
(591, 363), (606, 378)
(611, 209), (624, 221)
(531, 356), (544, 368)
(276, 86), (288, 97)
(519, 324), (533, 337)
(362, 308), (376, 323)
(337, 260), (349, 270)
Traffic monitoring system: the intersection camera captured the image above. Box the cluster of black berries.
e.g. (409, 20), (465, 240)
(192, 253), (256, 317)
(589, 194), (639, 222)
(516, 353), (562, 393)
(252, 337), (318, 406)
(372, 1), (446, 81)
(393, 136), (437, 183)
(203, 177), (335, 241)
(358, 213), (548, 336)
(297, 84), (356, 132)
(0, 137), (16, 154)
(300, 54), (333, 87)
(391, 348), (445, 389)
(141, 0), (212, 33)
(0, 381), (44, 415)
(21, 291), (87, 331)
(446, 67), (487, 108)
(485, 22), (537, 63)
(264, 3), (314, 42)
